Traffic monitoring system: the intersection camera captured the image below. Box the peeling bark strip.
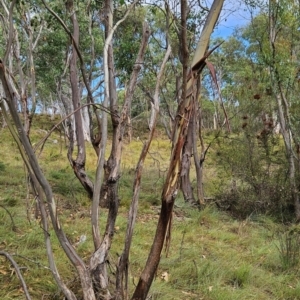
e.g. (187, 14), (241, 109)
(132, 1), (224, 299)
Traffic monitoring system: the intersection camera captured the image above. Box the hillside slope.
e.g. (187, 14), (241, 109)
(0, 116), (299, 300)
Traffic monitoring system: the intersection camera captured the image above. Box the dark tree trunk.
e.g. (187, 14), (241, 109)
(116, 44), (171, 300)
(132, 72), (195, 300)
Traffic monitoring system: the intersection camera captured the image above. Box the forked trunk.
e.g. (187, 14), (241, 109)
(90, 10), (149, 296)
(132, 1), (224, 298)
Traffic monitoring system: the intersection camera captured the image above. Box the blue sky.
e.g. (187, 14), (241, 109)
(211, 0), (257, 38)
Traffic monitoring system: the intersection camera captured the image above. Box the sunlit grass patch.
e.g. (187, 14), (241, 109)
(3, 122), (300, 299)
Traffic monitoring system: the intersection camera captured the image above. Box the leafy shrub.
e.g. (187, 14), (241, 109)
(213, 132), (295, 221)
(215, 180), (293, 221)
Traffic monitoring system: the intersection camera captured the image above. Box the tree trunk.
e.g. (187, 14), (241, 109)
(275, 93), (300, 219)
(193, 104), (205, 205)
(116, 44), (171, 300)
(268, 0), (300, 220)
(179, 0), (196, 204)
(181, 117), (196, 204)
(90, 7), (149, 296)
(66, 0), (94, 198)
(132, 1), (224, 297)
(0, 59), (96, 300)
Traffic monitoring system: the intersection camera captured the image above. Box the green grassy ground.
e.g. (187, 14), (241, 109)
(1, 117), (300, 299)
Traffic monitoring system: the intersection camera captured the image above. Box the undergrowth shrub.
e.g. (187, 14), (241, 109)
(213, 131), (295, 221)
(215, 180), (293, 221)
(3, 197), (18, 207)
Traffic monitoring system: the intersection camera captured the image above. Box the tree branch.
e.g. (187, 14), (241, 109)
(0, 251), (32, 300)
(0, 204), (17, 231)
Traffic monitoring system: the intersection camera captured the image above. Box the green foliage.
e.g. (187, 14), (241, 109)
(114, 6), (146, 79)
(0, 161), (6, 172)
(213, 131), (293, 220)
(228, 265), (251, 288)
(34, 1), (104, 104)
(276, 228), (300, 271)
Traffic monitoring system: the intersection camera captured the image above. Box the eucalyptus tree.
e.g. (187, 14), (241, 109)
(36, 0), (103, 139)
(206, 33), (283, 213)
(0, 0), (224, 299)
(238, 0), (300, 220)
(126, 0), (212, 205)
(133, 0), (224, 297)
(0, 0), (44, 134)
(267, 0), (300, 219)
(198, 0), (300, 219)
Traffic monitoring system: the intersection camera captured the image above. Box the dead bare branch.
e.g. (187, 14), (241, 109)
(0, 251), (32, 300)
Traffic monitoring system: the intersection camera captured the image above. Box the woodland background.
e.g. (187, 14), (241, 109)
(1, 0), (300, 299)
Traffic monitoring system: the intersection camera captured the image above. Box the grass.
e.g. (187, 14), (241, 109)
(1, 116), (300, 299)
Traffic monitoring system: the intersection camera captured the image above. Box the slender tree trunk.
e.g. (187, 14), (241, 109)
(181, 116), (196, 204)
(1, 102), (76, 299)
(116, 44), (171, 300)
(275, 93), (300, 219)
(193, 101), (205, 205)
(180, 0), (189, 101)
(90, 5), (149, 297)
(132, 1), (224, 297)
(4, 0), (31, 134)
(132, 72), (198, 299)
(66, 0), (94, 198)
(179, 0), (196, 203)
(90, 0), (116, 295)
(0, 59), (96, 300)
(269, 0), (300, 220)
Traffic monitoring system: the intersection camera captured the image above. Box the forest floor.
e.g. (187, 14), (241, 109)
(1, 115), (300, 300)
